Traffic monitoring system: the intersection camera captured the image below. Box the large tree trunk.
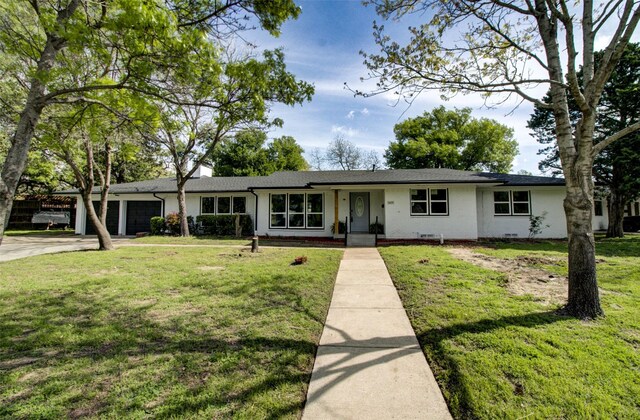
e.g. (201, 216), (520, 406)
(81, 191), (114, 251)
(0, 1), (80, 246)
(606, 190), (626, 238)
(563, 189), (603, 318)
(177, 182), (190, 237)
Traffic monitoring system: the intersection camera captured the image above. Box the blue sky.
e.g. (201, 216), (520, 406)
(246, 0), (548, 174)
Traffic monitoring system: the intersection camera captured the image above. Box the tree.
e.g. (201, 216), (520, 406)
(529, 44), (640, 238)
(361, 1), (640, 318)
(385, 107), (518, 172)
(308, 148), (326, 171)
(0, 0), (302, 245)
(211, 129), (270, 176)
(268, 135), (309, 172)
(211, 130), (307, 176)
(326, 135), (362, 170)
(147, 49), (313, 237)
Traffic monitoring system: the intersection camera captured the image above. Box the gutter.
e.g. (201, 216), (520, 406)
(153, 193), (165, 217)
(249, 189), (258, 234)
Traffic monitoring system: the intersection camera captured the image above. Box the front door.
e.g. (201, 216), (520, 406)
(349, 192), (370, 232)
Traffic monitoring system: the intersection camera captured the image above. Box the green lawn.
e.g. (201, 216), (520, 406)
(132, 235), (252, 246)
(379, 238), (640, 419)
(0, 246), (343, 418)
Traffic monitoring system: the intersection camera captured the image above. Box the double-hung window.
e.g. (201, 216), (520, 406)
(494, 191), (531, 215)
(410, 188), (449, 216)
(269, 193), (324, 229)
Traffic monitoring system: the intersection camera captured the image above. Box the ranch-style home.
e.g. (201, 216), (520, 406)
(63, 166), (609, 243)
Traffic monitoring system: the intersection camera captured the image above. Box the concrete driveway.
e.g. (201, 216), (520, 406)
(0, 235), (133, 262)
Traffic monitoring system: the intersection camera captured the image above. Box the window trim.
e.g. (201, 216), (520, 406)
(410, 188), (449, 216)
(493, 190), (531, 216)
(269, 192), (325, 229)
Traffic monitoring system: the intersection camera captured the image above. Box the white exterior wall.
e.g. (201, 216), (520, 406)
(76, 192), (256, 234)
(476, 187), (568, 238)
(384, 185), (479, 240)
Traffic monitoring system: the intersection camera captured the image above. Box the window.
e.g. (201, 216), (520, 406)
(512, 191), (530, 214)
(635, 202), (640, 216)
(270, 194), (287, 228)
(410, 188), (449, 216)
(410, 189), (428, 215)
(233, 196), (246, 214)
(307, 193), (324, 228)
(217, 197), (231, 214)
(494, 190), (530, 215)
(201, 196), (246, 215)
(269, 193), (324, 229)
(288, 194), (305, 228)
(201, 197), (215, 214)
(430, 189), (448, 214)
(494, 191), (511, 214)
(594, 200), (603, 216)
(625, 203), (631, 215)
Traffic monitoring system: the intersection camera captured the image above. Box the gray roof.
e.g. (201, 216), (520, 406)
(56, 168), (565, 195)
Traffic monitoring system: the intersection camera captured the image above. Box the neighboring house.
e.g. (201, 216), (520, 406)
(58, 166), (609, 240)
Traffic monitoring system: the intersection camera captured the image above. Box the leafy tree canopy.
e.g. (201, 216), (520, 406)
(385, 106), (518, 173)
(210, 129), (308, 176)
(529, 43), (640, 237)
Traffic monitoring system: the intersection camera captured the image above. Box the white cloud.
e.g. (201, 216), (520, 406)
(331, 125), (360, 137)
(360, 107), (370, 116)
(346, 110), (355, 119)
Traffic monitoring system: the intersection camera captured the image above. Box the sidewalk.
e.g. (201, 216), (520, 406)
(303, 248), (452, 420)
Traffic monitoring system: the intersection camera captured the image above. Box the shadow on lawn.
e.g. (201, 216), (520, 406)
(0, 277), (326, 419)
(415, 311), (569, 417)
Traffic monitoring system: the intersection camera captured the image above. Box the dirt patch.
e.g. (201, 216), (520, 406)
(447, 247), (567, 305)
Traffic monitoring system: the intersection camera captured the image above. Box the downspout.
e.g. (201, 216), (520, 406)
(249, 189), (258, 234)
(153, 193), (165, 217)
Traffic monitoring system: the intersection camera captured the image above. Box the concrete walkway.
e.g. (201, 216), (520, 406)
(303, 248), (451, 420)
(0, 236), (133, 262)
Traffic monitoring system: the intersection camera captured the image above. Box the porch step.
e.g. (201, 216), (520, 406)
(347, 233), (376, 247)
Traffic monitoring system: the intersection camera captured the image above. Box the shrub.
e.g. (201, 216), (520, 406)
(150, 217), (165, 235)
(529, 211), (550, 239)
(195, 214), (253, 236)
(330, 221), (347, 234)
(165, 212), (181, 235)
(369, 221), (384, 234)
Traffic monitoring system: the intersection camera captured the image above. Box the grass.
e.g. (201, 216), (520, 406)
(133, 235), (343, 248)
(132, 235), (251, 246)
(4, 229), (75, 236)
(0, 246), (343, 418)
(379, 238), (640, 419)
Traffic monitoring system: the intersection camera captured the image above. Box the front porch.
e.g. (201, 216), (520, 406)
(330, 188), (386, 241)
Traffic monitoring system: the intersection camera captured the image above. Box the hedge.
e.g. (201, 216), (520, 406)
(195, 214), (253, 236)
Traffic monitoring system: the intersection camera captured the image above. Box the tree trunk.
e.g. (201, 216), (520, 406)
(81, 191), (114, 251)
(562, 193), (603, 318)
(0, 1), (81, 246)
(177, 183), (190, 237)
(606, 190), (626, 238)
